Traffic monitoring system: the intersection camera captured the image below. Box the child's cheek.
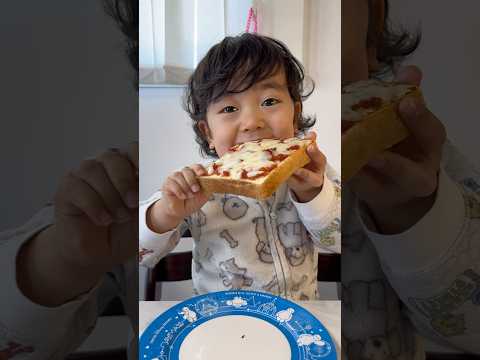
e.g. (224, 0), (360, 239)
(209, 122), (236, 155)
(271, 115), (296, 138)
(215, 135), (236, 157)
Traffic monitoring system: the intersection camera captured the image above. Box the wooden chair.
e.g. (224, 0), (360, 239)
(145, 251), (341, 301)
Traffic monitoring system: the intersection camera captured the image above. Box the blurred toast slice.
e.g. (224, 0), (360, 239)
(342, 79), (423, 182)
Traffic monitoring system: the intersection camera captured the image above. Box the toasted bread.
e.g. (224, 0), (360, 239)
(198, 138), (312, 199)
(342, 79), (423, 182)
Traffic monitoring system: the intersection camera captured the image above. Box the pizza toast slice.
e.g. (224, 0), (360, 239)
(341, 79), (423, 182)
(198, 137), (312, 199)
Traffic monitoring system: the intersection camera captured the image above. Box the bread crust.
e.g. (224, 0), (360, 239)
(198, 141), (312, 199)
(342, 88), (423, 182)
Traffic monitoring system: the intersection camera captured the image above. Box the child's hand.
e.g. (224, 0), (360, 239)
(17, 143), (139, 306)
(349, 65), (446, 234)
(53, 143), (139, 270)
(287, 131), (327, 203)
(148, 164), (210, 233)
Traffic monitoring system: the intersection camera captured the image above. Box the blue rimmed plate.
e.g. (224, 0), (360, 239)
(140, 290), (337, 360)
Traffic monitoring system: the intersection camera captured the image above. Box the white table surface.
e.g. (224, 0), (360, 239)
(140, 300), (341, 356)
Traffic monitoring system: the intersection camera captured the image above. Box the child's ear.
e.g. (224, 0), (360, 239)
(293, 102), (302, 130)
(198, 119), (213, 143)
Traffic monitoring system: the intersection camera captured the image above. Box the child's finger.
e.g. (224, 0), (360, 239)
(293, 168), (324, 188)
(305, 142), (327, 172)
(56, 173), (113, 226)
(303, 131), (317, 141)
(171, 172), (195, 198)
(286, 174), (304, 189)
(75, 160), (131, 223)
(349, 167), (387, 202)
(394, 65), (422, 86)
(191, 164), (208, 176)
(397, 97), (446, 162)
(97, 150), (138, 208)
(367, 151), (438, 197)
(163, 177), (187, 200)
(123, 141), (139, 170)
(182, 167), (201, 193)
(287, 171), (309, 189)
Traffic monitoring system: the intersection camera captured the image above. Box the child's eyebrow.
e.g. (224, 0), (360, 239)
(257, 81), (287, 91)
(213, 80), (287, 106)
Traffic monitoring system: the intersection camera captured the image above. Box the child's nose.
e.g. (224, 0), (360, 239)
(240, 112), (265, 132)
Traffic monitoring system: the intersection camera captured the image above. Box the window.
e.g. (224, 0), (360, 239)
(140, 0), (253, 86)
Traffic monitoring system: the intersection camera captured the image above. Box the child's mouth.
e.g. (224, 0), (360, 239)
(235, 136), (275, 146)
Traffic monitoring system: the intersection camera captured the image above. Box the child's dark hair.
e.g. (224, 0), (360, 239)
(368, 0), (422, 76)
(184, 33), (315, 158)
(103, 0), (138, 80)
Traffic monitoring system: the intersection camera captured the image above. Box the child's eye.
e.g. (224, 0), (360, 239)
(262, 98), (280, 107)
(220, 106), (238, 114)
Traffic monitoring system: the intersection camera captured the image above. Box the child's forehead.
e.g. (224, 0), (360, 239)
(227, 68), (288, 95)
(252, 70), (288, 89)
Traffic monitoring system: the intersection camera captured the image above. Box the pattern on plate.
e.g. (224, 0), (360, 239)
(140, 290), (336, 360)
(178, 307), (197, 323)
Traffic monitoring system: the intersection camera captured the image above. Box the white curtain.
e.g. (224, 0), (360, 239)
(140, 0), (253, 84)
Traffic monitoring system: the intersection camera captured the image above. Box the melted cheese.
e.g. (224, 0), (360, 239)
(342, 79), (416, 122)
(207, 137), (310, 181)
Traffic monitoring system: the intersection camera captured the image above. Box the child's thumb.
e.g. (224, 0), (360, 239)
(395, 65), (422, 86)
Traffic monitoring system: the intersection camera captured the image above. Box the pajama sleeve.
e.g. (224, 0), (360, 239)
(139, 191), (189, 268)
(362, 141), (480, 354)
(289, 163), (341, 254)
(0, 206), (100, 358)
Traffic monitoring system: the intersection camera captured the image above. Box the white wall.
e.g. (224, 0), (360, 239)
(225, 0), (253, 36)
(303, 0), (341, 173)
(139, 86), (204, 200)
(389, 0), (480, 168)
(259, 0), (307, 62)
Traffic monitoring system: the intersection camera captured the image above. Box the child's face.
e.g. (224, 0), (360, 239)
(342, 0), (380, 83)
(200, 68), (300, 157)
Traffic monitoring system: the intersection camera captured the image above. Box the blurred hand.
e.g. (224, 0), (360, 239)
(53, 142), (139, 271)
(349, 66), (446, 233)
(148, 164), (210, 233)
(287, 131), (327, 203)
(17, 142), (139, 306)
